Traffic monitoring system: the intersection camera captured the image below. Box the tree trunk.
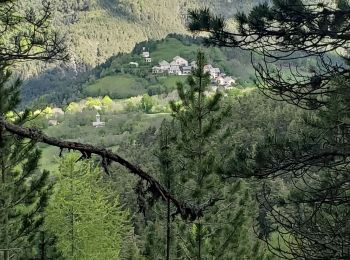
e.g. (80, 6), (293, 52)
(198, 222), (202, 260)
(166, 196), (171, 260)
(40, 231), (46, 260)
(1, 158), (9, 260)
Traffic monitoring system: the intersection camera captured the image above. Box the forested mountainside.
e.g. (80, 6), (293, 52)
(22, 0), (253, 69)
(45, 0), (259, 66)
(18, 0), (261, 105)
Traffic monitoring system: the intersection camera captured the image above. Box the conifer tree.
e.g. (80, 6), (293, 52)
(157, 120), (176, 260)
(45, 154), (140, 260)
(170, 51), (267, 260)
(170, 51), (222, 260)
(0, 67), (58, 260)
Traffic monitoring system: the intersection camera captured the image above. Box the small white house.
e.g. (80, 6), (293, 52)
(141, 51), (150, 58)
(145, 57), (152, 63)
(224, 76), (236, 86)
(210, 68), (221, 79)
(169, 65), (181, 75)
(159, 60), (170, 71)
(173, 56), (188, 67)
(182, 66), (192, 75)
(93, 113), (105, 128)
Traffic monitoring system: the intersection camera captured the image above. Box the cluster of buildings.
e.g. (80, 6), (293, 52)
(151, 55), (236, 88)
(152, 56), (193, 76)
(139, 47), (236, 88)
(203, 64), (236, 88)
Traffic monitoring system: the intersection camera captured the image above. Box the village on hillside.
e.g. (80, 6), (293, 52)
(140, 48), (237, 90)
(47, 47), (239, 129)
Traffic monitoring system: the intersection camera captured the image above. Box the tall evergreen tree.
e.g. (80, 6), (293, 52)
(170, 51), (223, 259)
(0, 68), (59, 260)
(45, 153), (141, 260)
(158, 120), (175, 260)
(170, 51), (267, 259)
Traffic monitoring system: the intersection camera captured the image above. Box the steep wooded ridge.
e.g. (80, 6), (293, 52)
(21, 0), (257, 72)
(45, 0), (257, 66)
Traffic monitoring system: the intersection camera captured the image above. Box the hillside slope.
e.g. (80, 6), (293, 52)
(19, 0), (261, 105)
(22, 35), (256, 105)
(28, 0), (259, 67)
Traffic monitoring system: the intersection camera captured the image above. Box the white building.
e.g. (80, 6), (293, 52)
(145, 57), (152, 63)
(216, 76), (226, 86)
(93, 112), (105, 128)
(216, 76), (236, 87)
(182, 66), (192, 75)
(169, 65), (181, 75)
(169, 60), (178, 66)
(210, 68), (221, 79)
(141, 51), (150, 58)
(224, 76), (236, 87)
(159, 60), (170, 71)
(173, 56), (188, 67)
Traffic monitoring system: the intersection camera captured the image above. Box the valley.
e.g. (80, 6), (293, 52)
(1, 1), (348, 259)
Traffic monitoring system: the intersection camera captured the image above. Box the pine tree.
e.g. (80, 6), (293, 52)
(0, 68), (58, 259)
(45, 153), (140, 260)
(157, 120), (176, 260)
(169, 51), (266, 259)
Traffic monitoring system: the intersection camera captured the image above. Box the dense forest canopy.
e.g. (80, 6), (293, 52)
(1, 0), (350, 259)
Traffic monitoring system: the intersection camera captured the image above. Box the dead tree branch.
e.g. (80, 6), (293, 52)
(0, 117), (206, 220)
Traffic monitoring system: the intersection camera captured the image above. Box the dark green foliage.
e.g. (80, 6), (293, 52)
(0, 68), (59, 260)
(0, 1), (66, 64)
(168, 52), (267, 259)
(170, 51), (223, 202)
(188, 1), (350, 258)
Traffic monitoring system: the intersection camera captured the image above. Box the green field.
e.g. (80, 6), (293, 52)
(158, 75), (188, 89)
(151, 38), (199, 62)
(84, 75), (148, 99)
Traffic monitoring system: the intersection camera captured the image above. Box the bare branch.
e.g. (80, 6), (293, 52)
(0, 116), (213, 220)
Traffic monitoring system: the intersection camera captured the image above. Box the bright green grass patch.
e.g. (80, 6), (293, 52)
(158, 75), (188, 89)
(84, 75), (148, 99)
(40, 145), (60, 172)
(151, 38), (199, 62)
